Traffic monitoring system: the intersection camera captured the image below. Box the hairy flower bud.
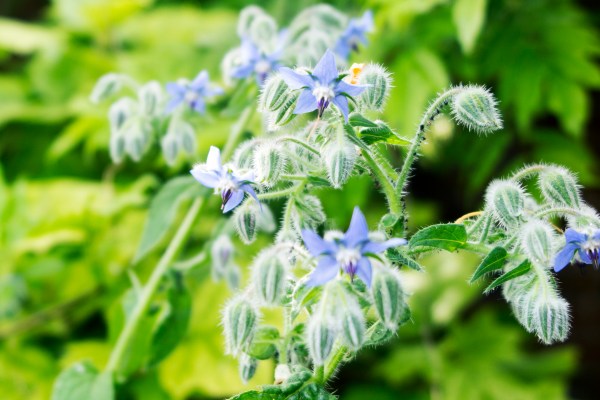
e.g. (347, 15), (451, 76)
(160, 133), (179, 166)
(485, 180), (526, 227)
(323, 139), (356, 188)
(238, 353), (258, 384)
(357, 64), (392, 112)
(520, 220), (556, 266)
(331, 285), (366, 350)
(138, 81), (163, 116)
(451, 85), (502, 134)
(306, 314), (336, 366)
(371, 268), (410, 330)
(223, 295), (258, 355)
(109, 131), (126, 164)
(233, 139), (258, 170)
(254, 141), (286, 187)
(237, 6), (277, 51)
(538, 166), (581, 209)
(252, 248), (289, 305)
(289, 195), (326, 233)
(90, 73), (124, 104)
(211, 235), (235, 281)
(266, 94), (298, 131)
(233, 201), (259, 244)
(108, 97), (137, 133)
(260, 74), (292, 112)
(124, 119), (152, 162)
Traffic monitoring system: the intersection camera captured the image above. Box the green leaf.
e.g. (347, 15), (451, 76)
(247, 325), (279, 360)
(470, 247), (508, 283)
(135, 176), (204, 263)
(349, 113), (378, 128)
(452, 0), (488, 54)
(52, 362), (114, 400)
(228, 390), (281, 400)
(408, 224), (467, 252)
(149, 275), (192, 365)
(386, 248), (423, 271)
(484, 260), (532, 294)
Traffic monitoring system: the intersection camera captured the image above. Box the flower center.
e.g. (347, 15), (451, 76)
(336, 247), (362, 279)
(217, 176), (238, 210)
(254, 59), (272, 75)
(312, 84), (335, 117)
(185, 90), (199, 104)
(582, 239), (600, 267)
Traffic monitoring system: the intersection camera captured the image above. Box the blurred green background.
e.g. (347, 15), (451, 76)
(0, 0), (599, 399)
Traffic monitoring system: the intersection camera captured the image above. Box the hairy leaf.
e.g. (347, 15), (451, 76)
(470, 247), (508, 283)
(409, 224), (467, 252)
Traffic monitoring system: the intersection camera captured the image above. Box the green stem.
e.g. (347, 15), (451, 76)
(222, 105), (254, 160)
(277, 136), (320, 155)
(510, 164), (547, 182)
(105, 197), (203, 372)
(395, 88), (462, 198)
(534, 206), (593, 220)
(360, 148), (401, 214)
(478, 214), (493, 244)
(258, 183), (306, 200)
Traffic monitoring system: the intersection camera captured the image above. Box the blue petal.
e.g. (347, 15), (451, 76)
(191, 98), (206, 114)
(166, 82), (186, 96)
(578, 248), (592, 264)
(336, 80), (367, 97)
(358, 10), (374, 32)
(312, 49), (338, 85)
(294, 90), (318, 114)
(231, 64), (255, 79)
(362, 238), (407, 254)
(554, 243), (578, 272)
(190, 70), (209, 91)
(565, 228), (586, 244)
(206, 146), (222, 171)
(332, 95), (349, 122)
(344, 207), (369, 248)
(592, 229), (600, 241)
(241, 184), (261, 209)
(302, 229), (335, 256)
(190, 168), (220, 188)
(279, 67), (314, 90)
(165, 97), (183, 114)
(355, 257), (373, 287)
(305, 257), (338, 287)
(222, 189), (244, 213)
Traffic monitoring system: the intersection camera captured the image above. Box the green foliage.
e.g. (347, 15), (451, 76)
(408, 224), (467, 252)
(484, 259), (532, 294)
(470, 246), (508, 283)
(52, 362), (114, 400)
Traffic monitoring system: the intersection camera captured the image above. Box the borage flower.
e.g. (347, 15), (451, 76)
(230, 37), (282, 85)
(279, 49), (365, 122)
(554, 228), (600, 272)
(301, 207), (406, 287)
(166, 71), (223, 115)
(335, 10), (374, 59)
(190, 146), (258, 213)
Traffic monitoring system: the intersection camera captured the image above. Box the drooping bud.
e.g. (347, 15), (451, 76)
(451, 85), (502, 134)
(356, 64), (392, 112)
(223, 295), (258, 355)
(109, 131), (127, 164)
(371, 267), (410, 330)
(289, 195), (326, 233)
(520, 220), (556, 266)
(108, 97), (138, 133)
(332, 284), (366, 350)
(90, 73), (124, 104)
(260, 74), (293, 112)
(233, 201), (259, 244)
(253, 141), (286, 187)
(485, 180), (526, 227)
(323, 139), (356, 188)
(124, 119), (152, 162)
(247, 325), (279, 360)
(252, 247), (289, 305)
(237, 6), (277, 51)
(160, 133), (179, 166)
(538, 166), (581, 209)
(233, 139), (258, 170)
(138, 81), (163, 116)
(225, 265), (241, 290)
(176, 121), (196, 155)
(305, 313), (336, 366)
(266, 93), (298, 131)
(238, 353), (258, 384)
(256, 204), (276, 233)
(211, 235), (235, 281)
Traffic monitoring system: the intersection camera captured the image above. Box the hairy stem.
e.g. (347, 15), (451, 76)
(510, 164), (548, 182)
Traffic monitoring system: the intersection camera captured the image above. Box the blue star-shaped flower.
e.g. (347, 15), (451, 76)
(335, 10), (374, 59)
(301, 207), (406, 287)
(279, 49), (366, 122)
(166, 71), (223, 115)
(230, 36), (283, 85)
(554, 228), (600, 272)
(190, 146), (258, 213)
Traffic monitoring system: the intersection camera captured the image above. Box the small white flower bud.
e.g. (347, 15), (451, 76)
(223, 295), (258, 356)
(323, 139), (356, 188)
(138, 81), (163, 116)
(538, 166), (581, 209)
(266, 95), (298, 131)
(371, 268), (410, 331)
(520, 220), (556, 266)
(485, 180), (526, 227)
(290, 195), (326, 233)
(357, 64), (392, 112)
(225, 265), (241, 290)
(332, 285), (366, 350)
(238, 353), (258, 384)
(90, 73), (123, 104)
(238, 6), (277, 51)
(260, 74), (293, 112)
(176, 122), (197, 155)
(306, 314), (336, 366)
(108, 97), (137, 132)
(253, 141), (286, 187)
(124, 120), (152, 162)
(160, 133), (179, 166)
(252, 248), (289, 305)
(211, 235), (235, 280)
(451, 85), (502, 134)
(233, 140), (258, 170)
(233, 201), (259, 244)
(109, 131), (126, 164)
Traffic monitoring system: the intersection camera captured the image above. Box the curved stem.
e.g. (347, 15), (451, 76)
(277, 136), (320, 156)
(258, 183), (306, 200)
(105, 197), (204, 372)
(510, 164), (547, 182)
(395, 88), (462, 198)
(360, 148), (401, 214)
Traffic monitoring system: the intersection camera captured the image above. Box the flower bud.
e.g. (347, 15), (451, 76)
(108, 97), (137, 133)
(138, 81), (163, 116)
(520, 220), (556, 266)
(233, 201), (259, 244)
(238, 353), (258, 384)
(109, 131), (126, 164)
(266, 95), (298, 131)
(248, 325), (279, 360)
(451, 85), (502, 134)
(538, 166), (581, 209)
(253, 141), (286, 187)
(225, 265), (241, 290)
(337, 295), (366, 350)
(256, 204), (276, 233)
(211, 235), (234, 280)
(306, 314), (336, 366)
(357, 64), (392, 112)
(485, 180), (526, 227)
(124, 119), (152, 162)
(252, 248), (289, 305)
(223, 295), (258, 355)
(371, 268), (410, 330)
(90, 73), (123, 104)
(176, 121), (197, 155)
(233, 140), (258, 170)
(290, 195), (326, 233)
(323, 139), (356, 188)
(237, 6), (277, 51)
(160, 133), (179, 166)
(260, 74), (292, 112)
